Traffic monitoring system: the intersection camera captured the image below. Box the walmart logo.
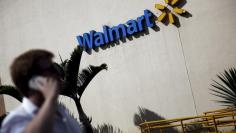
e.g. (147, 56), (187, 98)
(155, 0), (187, 25)
(76, 0), (190, 50)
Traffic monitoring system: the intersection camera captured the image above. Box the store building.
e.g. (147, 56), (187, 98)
(0, 0), (236, 132)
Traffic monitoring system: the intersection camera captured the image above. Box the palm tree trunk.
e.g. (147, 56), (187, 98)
(73, 97), (93, 133)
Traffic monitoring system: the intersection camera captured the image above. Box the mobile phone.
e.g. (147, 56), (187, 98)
(28, 76), (46, 91)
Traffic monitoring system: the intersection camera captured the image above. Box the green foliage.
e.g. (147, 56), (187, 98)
(210, 68), (236, 106)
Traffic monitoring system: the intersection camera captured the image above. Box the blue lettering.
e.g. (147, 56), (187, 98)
(76, 9), (155, 49)
(77, 31), (94, 49)
(103, 26), (109, 43)
(144, 9), (154, 28)
(94, 32), (105, 47)
(137, 15), (145, 32)
(108, 24), (127, 41)
(126, 20), (138, 35)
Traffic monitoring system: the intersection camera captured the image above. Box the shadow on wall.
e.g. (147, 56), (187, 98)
(174, 0), (192, 18)
(93, 123), (123, 133)
(184, 122), (211, 133)
(133, 107), (178, 133)
(59, 102), (124, 133)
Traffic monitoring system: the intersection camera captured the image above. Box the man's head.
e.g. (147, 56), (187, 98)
(10, 49), (62, 97)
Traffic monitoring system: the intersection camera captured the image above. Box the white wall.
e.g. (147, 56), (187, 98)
(0, 0), (236, 132)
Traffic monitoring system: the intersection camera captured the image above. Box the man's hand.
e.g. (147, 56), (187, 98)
(24, 77), (59, 133)
(36, 77), (59, 101)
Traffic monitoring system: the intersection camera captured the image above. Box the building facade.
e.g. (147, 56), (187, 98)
(0, 0), (236, 132)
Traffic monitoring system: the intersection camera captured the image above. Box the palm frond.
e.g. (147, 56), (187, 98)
(64, 46), (83, 97)
(77, 63), (107, 96)
(211, 80), (236, 96)
(0, 85), (23, 102)
(211, 68), (236, 106)
(210, 92), (236, 104)
(58, 54), (68, 71)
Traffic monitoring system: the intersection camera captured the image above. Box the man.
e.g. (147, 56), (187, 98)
(1, 49), (85, 133)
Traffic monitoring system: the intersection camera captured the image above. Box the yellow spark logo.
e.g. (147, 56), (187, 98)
(155, 0), (187, 25)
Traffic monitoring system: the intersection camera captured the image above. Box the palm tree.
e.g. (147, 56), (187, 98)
(210, 68), (236, 106)
(0, 46), (107, 132)
(58, 46), (107, 132)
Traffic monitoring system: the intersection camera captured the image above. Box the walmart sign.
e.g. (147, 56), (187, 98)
(77, 9), (155, 49)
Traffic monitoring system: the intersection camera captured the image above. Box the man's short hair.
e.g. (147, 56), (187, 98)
(10, 49), (54, 97)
